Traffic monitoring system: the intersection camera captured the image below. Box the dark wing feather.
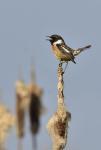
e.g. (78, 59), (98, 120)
(57, 43), (76, 63)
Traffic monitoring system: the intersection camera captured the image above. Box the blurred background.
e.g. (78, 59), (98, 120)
(0, 0), (101, 150)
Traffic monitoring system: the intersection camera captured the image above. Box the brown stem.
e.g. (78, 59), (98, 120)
(47, 63), (71, 150)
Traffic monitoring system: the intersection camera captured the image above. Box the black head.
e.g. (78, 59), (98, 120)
(46, 34), (64, 44)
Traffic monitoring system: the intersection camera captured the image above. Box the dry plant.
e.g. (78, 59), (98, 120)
(15, 80), (30, 138)
(28, 64), (44, 149)
(0, 104), (15, 148)
(28, 83), (43, 135)
(47, 63), (71, 150)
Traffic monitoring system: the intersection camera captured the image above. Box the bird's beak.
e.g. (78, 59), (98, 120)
(46, 36), (51, 41)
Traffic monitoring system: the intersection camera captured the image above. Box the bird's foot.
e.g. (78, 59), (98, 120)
(63, 62), (68, 74)
(59, 61), (63, 67)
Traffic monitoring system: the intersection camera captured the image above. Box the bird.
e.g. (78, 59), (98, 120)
(47, 34), (91, 64)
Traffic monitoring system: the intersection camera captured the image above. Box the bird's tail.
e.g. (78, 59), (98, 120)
(73, 45), (91, 56)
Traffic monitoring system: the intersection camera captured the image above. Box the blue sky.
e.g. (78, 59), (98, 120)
(0, 0), (101, 150)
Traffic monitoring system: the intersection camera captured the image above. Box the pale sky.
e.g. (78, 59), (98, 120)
(0, 0), (101, 150)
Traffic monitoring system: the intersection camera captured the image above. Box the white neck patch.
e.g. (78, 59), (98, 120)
(54, 39), (63, 45)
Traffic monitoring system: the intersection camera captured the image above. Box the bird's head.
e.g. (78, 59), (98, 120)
(46, 34), (64, 45)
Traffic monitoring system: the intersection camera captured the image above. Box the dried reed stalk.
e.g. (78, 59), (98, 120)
(47, 63), (71, 150)
(28, 83), (43, 149)
(28, 85), (43, 131)
(16, 94), (25, 138)
(16, 80), (30, 138)
(0, 104), (15, 146)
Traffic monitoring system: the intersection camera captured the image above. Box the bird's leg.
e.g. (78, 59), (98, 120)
(59, 60), (63, 67)
(63, 62), (68, 74)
